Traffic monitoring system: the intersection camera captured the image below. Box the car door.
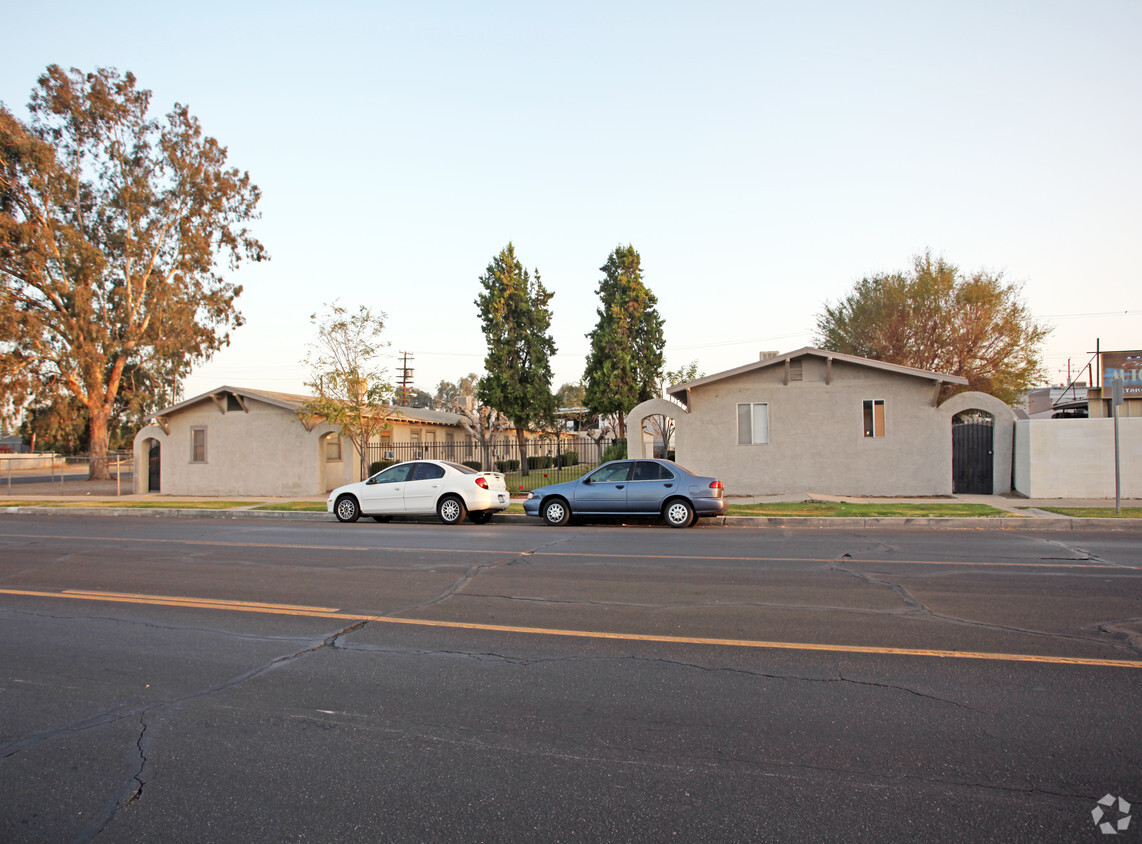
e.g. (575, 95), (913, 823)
(360, 463), (414, 514)
(404, 462), (447, 514)
(573, 461), (633, 513)
(626, 461), (678, 514)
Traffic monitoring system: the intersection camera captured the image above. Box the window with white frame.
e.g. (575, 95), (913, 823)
(737, 402), (769, 445)
(190, 427), (207, 463)
(863, 399), (886, 438)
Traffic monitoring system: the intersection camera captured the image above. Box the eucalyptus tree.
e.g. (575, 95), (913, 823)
(0, 65), (266, 477)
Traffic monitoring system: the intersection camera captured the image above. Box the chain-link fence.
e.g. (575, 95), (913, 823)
(1, 452), (134, 496)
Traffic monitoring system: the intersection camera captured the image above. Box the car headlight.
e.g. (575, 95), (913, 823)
(526, 492), (535, 500)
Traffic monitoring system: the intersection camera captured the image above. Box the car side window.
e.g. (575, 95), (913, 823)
(633, 461), (674, 481)
(373, 463), (414, 484)
(590, 462), (633, 483)
(414, 462), (446, 481)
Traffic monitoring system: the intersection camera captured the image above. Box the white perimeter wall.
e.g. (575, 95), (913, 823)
(1014, 418), (1142, 498)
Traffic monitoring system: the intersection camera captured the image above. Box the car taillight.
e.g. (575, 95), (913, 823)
(709, 480), (723, 490)
(475, 476), (489, 489)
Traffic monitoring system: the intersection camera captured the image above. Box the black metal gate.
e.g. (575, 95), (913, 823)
(952, 416), (994, 494)
(148, 440), (161, 492)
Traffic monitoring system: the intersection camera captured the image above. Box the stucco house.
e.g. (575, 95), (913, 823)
(133, 386), (588, 497)
(625, 348), (1018, 497)
(132, 386), (481, 497)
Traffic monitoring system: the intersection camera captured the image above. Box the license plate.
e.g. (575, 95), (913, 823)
(497, 495), (505, 503)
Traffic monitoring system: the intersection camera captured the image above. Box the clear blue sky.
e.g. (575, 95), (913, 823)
(3, 0), (1139, 398)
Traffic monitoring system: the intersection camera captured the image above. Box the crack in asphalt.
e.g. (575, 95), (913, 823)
(312, 710), (1108, 808)
(330, 642), (989, 714)
(382, 533), (582, 616)
(827, 558), (1140, 656)
(1, 618), (370, 838)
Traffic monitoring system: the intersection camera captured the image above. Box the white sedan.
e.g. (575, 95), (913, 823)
(327, 460), (510, 525)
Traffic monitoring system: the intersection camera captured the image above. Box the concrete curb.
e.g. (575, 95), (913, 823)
(5, 506), (1142, 531)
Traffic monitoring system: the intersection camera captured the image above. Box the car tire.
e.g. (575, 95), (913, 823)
(371, 515), (392, 523)
(468, 511), (492, 524)
(334, 495), (361, 523)
(437, 495), (467, 525)
(663, 499), (695, 528)
(542, 498), (571, 527)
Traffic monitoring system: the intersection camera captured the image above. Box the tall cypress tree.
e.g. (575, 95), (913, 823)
(475, 243), (556, 476)
(583, 245), (665, 439)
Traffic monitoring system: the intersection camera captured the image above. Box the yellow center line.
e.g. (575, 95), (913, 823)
(63, 590), (339, 613)
(2, 587), (1140, 669)
(0, 533), (1131, 569)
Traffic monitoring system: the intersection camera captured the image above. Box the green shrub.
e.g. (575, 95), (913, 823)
(527, 455), (554, 470)
(557, 451), (579, 467)
(601, 441), (627, 462)
(495, 459), (520, 472)
(368, 460), (395, 476)
(461, 460), (483, 471)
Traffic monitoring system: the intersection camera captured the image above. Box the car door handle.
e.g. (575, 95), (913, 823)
(664, 483), (673, 488)
(616, 485), (624, 490)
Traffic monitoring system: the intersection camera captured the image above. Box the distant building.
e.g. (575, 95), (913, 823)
(0, 432), (28, 453)
(1023, 384), (1088, 420)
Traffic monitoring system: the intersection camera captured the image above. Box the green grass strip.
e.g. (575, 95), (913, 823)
(725, 502), (1015, 518)
(1034, 507), (1142, 519)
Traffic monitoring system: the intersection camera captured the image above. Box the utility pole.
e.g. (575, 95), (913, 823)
(398, 352), (415, 406)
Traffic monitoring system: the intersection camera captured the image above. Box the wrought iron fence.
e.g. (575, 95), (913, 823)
(364, 435), (618, 482)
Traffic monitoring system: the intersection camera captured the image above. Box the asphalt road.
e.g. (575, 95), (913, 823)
(1, 515), (1140, 842)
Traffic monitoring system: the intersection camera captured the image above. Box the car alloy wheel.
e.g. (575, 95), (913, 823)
(543, 498), (570, 527)
(437, 495), (466, 525)
(335, 495), (360, 523)
(664, 499), (694, 528)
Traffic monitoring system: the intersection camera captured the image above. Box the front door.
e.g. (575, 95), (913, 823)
(574, 461), (632, 513)
(952, 416), (994, 494)
(147, 440), (161, 492)
(360, 463), (414, 513)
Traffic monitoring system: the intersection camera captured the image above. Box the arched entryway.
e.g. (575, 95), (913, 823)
(939, 391), (1017, 496)
(625, 398), (689, 461)
(952, 412), (994, 494)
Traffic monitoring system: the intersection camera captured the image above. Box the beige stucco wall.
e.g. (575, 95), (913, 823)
(633, 359), (999, 496)
(133, 399), (349, 496)
(1014, 418), (1142, 498)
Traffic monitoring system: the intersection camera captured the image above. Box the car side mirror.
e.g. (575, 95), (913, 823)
(582, 476), (591, 485)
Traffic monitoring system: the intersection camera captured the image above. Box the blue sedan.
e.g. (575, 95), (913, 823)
(523, 458), (727, 528)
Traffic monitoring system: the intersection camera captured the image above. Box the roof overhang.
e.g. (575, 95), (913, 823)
(667, 347), (970, 407)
